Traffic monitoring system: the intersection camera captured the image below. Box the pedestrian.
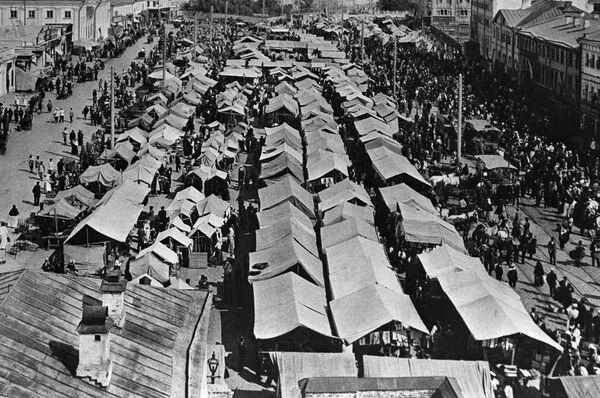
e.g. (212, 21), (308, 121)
(59, 108), (65, 123)
(573, 241), (585, 267)
(591, 240), (598, 267)
(547, 268), (558, 298)
(507, 264), (518, 288)
(238, 165), (246, 189)
(82, 105), (89, 120)
(62, 127), (68, 145)
(47, 158), (55, 174)
(28, 154), (34, 173)
(37, 161), (45, 181)
(534, 261), (545, 287)
(46, 100), (52, 113)
(548, 237), (557, 265)
(69, 107), (74, 123)
(7, 205), (19, 229)
(77, 130), (84, 148)
(53, 108), (59, 123)
(528, 234), (537, 259)
(32, 182), (41, 206)
(495, 263), (504, 281)
(237, 336), (247, 371)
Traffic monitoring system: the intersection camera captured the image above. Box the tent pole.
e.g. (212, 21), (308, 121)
(110, 66), (115, 148)
(162, 29), (166, 91)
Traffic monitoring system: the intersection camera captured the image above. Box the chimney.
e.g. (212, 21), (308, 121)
(566, 16), (574, 25)
(76, 306), (114, 388)
(100, 269), (127, 328)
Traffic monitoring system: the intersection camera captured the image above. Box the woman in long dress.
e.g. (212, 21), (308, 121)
(7, 205), (19, 229)
(43, 173), (52, 194)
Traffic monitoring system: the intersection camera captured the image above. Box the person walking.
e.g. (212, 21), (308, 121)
(507, 264), (518, 288)
(62, 127), (68, 145)
(495, 263), (504, 281)
(547, 268), (558, 298)
(59, 108), (65, 123)
(573, 241), (585, 267)
(32, 182), (41, 206)
(82, 105), (89, 120)
(7, 205), (19, 229)
(534, 261), (545, 287)
(548, 237), (557, 265)
(37, 161), (45, 181)
(591, 240), (598, 267)
(28, 154), (34, 173)
(69, 107), (74, 123)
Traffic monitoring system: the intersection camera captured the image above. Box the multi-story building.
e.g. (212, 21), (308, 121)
(517, 15), (600, 122)
(579, 31), (600, 134)
(431, 0), (472, 42)
(0, 47), (16, 96)
(0, 0), (111, 42)
(471, 0), (523, 57)
(490, 0), (582, 72)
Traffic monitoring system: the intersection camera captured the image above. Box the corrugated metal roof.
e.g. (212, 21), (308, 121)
(0, 270), (210, 397)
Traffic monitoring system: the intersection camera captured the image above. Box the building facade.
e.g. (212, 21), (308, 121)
(0, 0), (111, 42)
(431, 0), (471, 42)
(517, 15), (600, 122)
(471, 0), (523, 57)
(490, 0), (583, 72)
(0, 47), (16, 96)
(579, 31), (600, 135)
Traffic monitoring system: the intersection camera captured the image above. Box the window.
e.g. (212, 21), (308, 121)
(46, 10), (53, 18)
(597, 56), (600, 69)
(147, 1), (150, 5)
(28, 10), (35, 18)
(10, 8), (17, 18)
(94, 335), (102, 341)
(64, 10), (71, 18)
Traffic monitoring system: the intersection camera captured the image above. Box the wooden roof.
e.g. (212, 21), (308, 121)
(0, 270), (210, 398)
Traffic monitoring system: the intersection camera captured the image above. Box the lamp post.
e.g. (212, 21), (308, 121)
(207, 351), (219, 384)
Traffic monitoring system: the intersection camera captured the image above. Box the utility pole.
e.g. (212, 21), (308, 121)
(393, 35), (397, 101)
(110, 66), (115, 148)
(210, 5), (214, 48)
(457, 73), (463, 167)
(361, 19), (364, 63)
(262, 0), (265, 26)
(224, 0), (228, 37)
(162, 29), (166, 90)
(193, 12), (197, 62)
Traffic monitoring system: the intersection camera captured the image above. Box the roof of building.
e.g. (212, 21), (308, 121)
(519, 16), (600, 48)
(298, 376), (463, 398)
(0, 270), (210, 398)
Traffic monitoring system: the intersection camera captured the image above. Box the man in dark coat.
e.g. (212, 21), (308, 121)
(32, 182), (41, 206)
(546, 268), (558, 297)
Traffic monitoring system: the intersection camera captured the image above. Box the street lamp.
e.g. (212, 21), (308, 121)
(207, 351), (219, 384)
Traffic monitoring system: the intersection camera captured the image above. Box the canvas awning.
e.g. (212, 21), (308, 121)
(255, 217), (318, 255)
(436, 268), (562, 351)
(156, 227), (193, 248)
(306, 150), (349, 182)
(330, 284), (429, 344)
(248, 235), (324, 287)
(129, 253), (170, 284)
(54, 185), (97, 208)
(318, 178), (372, 212)
(257, 201), (315, 230)
(136, 242), (179, 265)
(321, 217), (378, 249)
(475, 154), (516, 170)
(418, 245), (487, 280)
(66, 198), (142, 244)
(38, 198), (81, 220)
(79, 164), (121, 187)
(322, 202), (374, 227)
(253, 273), (333, 340)
(260, 152), (304, 184)
(398, 202), (466, 253)
(325, 236), (402, 300)
(258, 175), (315, 219)
(379, 184), (436, 214)
(195, 194), (229, 217)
